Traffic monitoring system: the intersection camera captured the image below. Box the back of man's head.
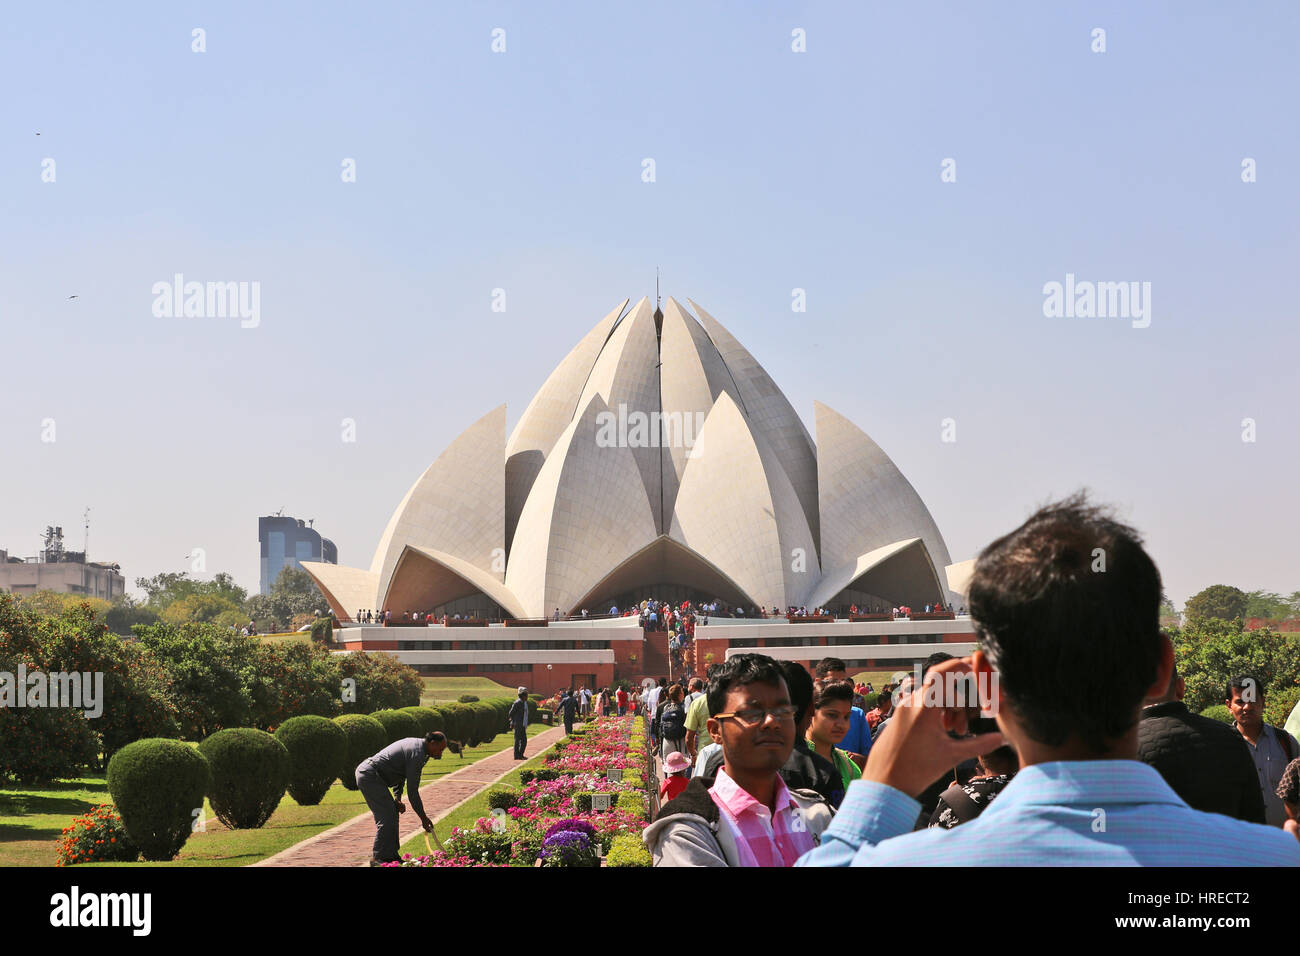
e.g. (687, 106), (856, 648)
(780, 660), (815, 727)
(921, 652), (954, 679)
(814, 657), (847, 679)
(689, 677), (704, 692)
(969, 492), (1162, 754)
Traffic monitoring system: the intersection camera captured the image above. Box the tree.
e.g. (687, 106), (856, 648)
(133, 622), (262, 739)
(159, 593), (243, 625)
(103, 595), (159, 635)
(336, 651), (423, 713)
(135, 571), (248, 613)
(1243, 590), (1295, 622)
(249, 641), (343, 730)
(1169, 617), (1300, 714)
(1183, 585), (1248, 623)
(243, 567), (328, 633)
(0, 595), (178, 766)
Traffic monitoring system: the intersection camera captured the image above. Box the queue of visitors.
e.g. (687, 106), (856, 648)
(640, 493), (1300, 866)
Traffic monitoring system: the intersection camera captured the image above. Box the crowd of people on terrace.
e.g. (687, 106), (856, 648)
(629, 494), (1300, 866)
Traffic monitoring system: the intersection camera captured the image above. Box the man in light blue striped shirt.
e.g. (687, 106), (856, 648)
(798, 494), (1300, 867)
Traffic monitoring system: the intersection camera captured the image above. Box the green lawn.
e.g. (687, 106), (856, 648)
(420, 676), (518, 705)
(852, 670), (913, 689)
(0, 723), (554, 867)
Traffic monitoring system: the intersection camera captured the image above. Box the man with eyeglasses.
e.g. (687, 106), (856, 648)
(642, 653), (834, 866)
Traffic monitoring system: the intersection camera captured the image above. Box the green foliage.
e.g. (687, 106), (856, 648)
(1170, 618), (1300, 713)
(616, 791), (646, 820)
(309, 617), (334, 644)
(136, 571), (248, 612)
(1265, 686), (1300, 728)
(197, 728), (290, 829)
(458, 694), (480, 703)
(1200, 704), (1233, 725)
(0, 670), (100, 785)
(249, 640), (342, 730)
(518, 768), (558, 786)
(134, 621), (261, 739)
(400, 706), (440, 736)
(443, 826), (513, 865)
(486, 788), (520, 812)
(0, 595), (179, 765)
(242, 567), (329, 634)
(106, 738), (211, 861)
(333, 714), (389, 790)
(605, 833), (652, 868)
(102, 596), (159, 635)
(440, 702), (472, 744)
(1183, 585), (1248, 623)
(371, 709), (420, 744)
(55, 804), (140, 865)
(337, 651), (422, 713)
(274, 716), (345, 806)
(1243, 590), (1300, 622)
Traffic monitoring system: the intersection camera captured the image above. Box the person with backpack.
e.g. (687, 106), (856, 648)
(657, 683), (690, 762)
(1227, 674), (1300, 827)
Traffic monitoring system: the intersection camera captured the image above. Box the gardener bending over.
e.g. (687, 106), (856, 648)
(356, 731), (448, 866)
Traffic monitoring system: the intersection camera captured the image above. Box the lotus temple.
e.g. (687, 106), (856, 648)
(303, 296), (976, 692)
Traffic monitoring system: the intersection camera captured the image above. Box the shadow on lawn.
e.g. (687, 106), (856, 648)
(0, 792), (100, 820)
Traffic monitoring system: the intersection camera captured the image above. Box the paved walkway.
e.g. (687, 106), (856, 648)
(254, 724), (572, 867)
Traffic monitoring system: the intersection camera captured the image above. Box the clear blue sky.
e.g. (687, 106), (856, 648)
(2, 1), (1297, 607)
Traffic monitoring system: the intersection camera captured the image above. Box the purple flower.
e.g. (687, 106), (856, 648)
(544, 818), (599, 842)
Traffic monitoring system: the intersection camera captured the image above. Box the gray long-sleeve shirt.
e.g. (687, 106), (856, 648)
(358, 737), (430, 818)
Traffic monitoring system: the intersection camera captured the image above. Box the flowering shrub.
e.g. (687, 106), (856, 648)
(55, 805), (139, 866)
(388, 714), (652, 868)
(538, 829), (598, 867)
(441, 824), (513, 865)
(381, 853), (507, 867)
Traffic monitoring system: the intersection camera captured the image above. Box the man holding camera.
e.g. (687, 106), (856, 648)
(798, 494), (1300, 867)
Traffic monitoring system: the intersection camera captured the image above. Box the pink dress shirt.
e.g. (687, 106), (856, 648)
(708, 767), (816, 866)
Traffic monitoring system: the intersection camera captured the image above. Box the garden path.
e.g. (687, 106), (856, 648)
(253, 724), (571, 867)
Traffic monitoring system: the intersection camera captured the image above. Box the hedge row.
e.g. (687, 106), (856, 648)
(98, 699), (519, 861)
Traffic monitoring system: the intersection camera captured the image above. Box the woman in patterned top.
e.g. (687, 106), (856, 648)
(806, 678), (862, 807)
(927, 745), (1019, 830)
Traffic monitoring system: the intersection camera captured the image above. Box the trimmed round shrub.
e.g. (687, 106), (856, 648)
(401, 706), (441, 736)
(473, 702), (499, 745)
(106, 739), (211, 861)
(371, 709), (420, 744)
(274, 716), (346, 806)
(458, 694), (480, 703)
(1200, 704), (1234, 725)
(198, 728), (290, 828)
(334, 713), (388, 790)
(486, 787), (520, 812)
(442, 702), (474, 745)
